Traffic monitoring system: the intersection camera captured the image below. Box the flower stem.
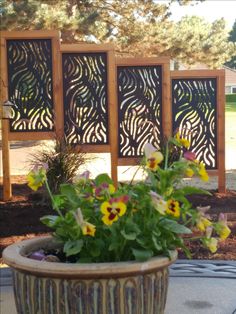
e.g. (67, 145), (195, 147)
(164, 141), (169, 170)
(45, 179), (63, 217)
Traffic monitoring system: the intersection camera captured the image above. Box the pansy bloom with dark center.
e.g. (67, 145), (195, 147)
(166, 200), (180, 218)
(101, 199), (127, 225)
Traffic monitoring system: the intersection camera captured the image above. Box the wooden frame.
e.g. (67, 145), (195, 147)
(115, 57), (171, 169)
(0, 31), (60, 200)
(171, 70), (226, 193)
(60, 44), (118, 182)
(0, 30), (61, 141)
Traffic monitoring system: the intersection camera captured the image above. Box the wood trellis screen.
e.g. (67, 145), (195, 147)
(171, 70), (225, 192)
(0, 31), (225, 200)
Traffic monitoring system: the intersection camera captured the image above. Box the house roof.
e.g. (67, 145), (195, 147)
(171, 61), (236, 85)
(223, 66), (236, 85)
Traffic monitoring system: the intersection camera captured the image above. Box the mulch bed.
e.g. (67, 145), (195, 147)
(1, 179), (236, 263)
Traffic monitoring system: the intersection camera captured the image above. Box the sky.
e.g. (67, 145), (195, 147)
(164, 0), (236, 30)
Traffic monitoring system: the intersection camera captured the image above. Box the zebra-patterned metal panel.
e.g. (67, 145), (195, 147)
(172, 78), (217, 169)
(7, 39), (54, 132)
(62, 53), (109, 145)
(12, 267), (169, 314)
(118, 66), (162, 158)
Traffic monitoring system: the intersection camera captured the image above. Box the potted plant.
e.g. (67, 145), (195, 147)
(3, 134), (231, 314)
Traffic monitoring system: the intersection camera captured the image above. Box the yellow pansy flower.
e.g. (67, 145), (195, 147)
(101, 200), (127, 225)
(81, 222), (96, 237)
(205, 237), (218, 253)
(196, 217), (212, 232)
(185, 168), (194, 178)
(198, 162), (209, 182)
(146, 151), (164, 171)
(217, 214), (231, 240)
(166, 200), (180, 218)
(218, 225), (231, 240)
(175, 132), (190, 149)
(27, 167), (46, 191)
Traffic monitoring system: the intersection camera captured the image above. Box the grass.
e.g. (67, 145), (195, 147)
(226, 102), (236, 113)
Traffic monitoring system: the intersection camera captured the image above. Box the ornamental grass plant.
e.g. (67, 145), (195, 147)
(29, 136), (89, 194)
(27, 133), (231, 263)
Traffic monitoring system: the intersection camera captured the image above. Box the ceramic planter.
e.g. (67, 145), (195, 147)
(3, 236), (177, 314)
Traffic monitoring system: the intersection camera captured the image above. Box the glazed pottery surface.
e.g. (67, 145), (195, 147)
(3, 236), (177, 314)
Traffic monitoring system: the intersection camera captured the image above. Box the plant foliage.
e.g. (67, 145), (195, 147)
(27, 133), (231, 262)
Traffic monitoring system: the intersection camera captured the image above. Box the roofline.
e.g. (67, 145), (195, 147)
(223, 65), (236, 73)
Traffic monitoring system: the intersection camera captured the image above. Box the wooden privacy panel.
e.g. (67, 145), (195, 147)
(62, 52), (109, 145)
(172, 78), (217, 169)
(117, 65), (163, 158)
(6, 39), (54, 132)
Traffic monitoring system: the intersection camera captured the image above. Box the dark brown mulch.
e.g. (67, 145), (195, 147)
(0, 179), (236, 263)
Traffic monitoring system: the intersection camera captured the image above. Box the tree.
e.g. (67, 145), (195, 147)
(1, 0), (235, 68)
(225, 20), (236, 69)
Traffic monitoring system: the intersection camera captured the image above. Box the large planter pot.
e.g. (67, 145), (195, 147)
(3, 236), (177, 314)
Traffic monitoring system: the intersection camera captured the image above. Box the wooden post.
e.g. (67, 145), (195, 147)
(162, 61), (171, 138)
(1, 35), (12, 200)
(217, 70), (226, 193)
(52, 35), (64, 139)
(2, 119), (12, 200)
(107, 49), (118, 185)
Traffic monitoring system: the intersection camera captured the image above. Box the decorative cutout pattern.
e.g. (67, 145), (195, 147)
(62, 53), (109, 145)
(118, 66), (162, 157)
(7, 39), (54, 132)
(172, 78), (217, 169)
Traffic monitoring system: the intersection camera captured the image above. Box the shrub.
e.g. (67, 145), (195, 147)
(226, 94), (236, 102)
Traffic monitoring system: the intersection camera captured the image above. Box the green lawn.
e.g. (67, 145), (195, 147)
(226, 102), (236, 113)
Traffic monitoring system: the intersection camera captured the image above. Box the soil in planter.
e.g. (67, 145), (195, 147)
(1, 178), (236, 263)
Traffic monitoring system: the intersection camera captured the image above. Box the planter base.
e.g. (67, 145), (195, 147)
(3, 236), (177, 314)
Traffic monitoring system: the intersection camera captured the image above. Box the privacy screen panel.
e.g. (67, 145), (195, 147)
(62, 53), (109, 145)
(7, 39), (54, 132)
(118, 66), (162, 158)
(172, 78), (217, 169)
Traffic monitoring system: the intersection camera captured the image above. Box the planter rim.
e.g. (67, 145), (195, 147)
(3, 236), (177, 279)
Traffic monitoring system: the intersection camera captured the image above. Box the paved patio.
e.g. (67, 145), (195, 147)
(1, 260), (236, 314)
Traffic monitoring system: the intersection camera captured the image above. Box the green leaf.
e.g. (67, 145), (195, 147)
(63, 239), (83, 257)
(90, 239), (104, 257)
(108, 242), (120, 251)
(40, 215), (59, 227)
(121, 230), (137, 240)
(169, 137), (182, 147)
(131, 248), (153, 262)
(52, 195), (65, 208)
(152, 234), (162, 251)
(153, 229), (161, 237)
(60, 184), (79, 206)
(94, 173), (113, 186)
(178, 186), (212, 196)
(160, 219), (192, 234)
(121, 220), (140, 240)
